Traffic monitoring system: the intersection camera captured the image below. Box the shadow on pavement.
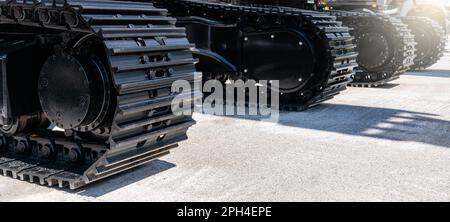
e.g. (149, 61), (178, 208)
(73, 103), (450, 197)
(205, 103), (450, 148)
(406, 69), (450, 78)
(278, 104), (450, 148)
(73, 159), (175, 197)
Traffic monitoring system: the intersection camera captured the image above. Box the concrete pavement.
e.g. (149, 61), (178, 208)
(0, 45), (449, 202)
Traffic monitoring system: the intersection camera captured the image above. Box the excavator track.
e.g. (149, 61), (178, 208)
(161, 0), (358, 111)
(402, 16), (447, 70)
(331, 11), (416, 88)
(0, 0), (199, 189)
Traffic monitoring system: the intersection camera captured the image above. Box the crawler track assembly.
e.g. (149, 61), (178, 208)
(0, 0), (199, 189)
(402, 16), (447, 70)
(333, 12), (416, 87)
(159, 0), (358, 111)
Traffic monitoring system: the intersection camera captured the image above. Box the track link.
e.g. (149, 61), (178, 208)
(0, 0), (199, 189)
(165, 0), (358, 111)
(332, 11), (416, 88)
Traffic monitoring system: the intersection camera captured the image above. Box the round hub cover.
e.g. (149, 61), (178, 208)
(39, 53), (109, 131)
(242, 31), (315, 93)
(356, 32), (391, 70)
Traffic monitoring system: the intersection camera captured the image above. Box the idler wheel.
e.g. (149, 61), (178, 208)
(356, 32), (391, 70)
(38, 53), (110, 132)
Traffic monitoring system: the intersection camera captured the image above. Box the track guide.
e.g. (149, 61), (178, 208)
(331, 11), (416, 87)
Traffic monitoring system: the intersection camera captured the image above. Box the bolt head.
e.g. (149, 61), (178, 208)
(40, 78), (48, 88)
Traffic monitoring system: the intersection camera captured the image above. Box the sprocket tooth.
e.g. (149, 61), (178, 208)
(333, 12), (416, 87)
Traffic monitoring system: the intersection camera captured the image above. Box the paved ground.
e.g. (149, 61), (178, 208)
(1, 46), (450, 202)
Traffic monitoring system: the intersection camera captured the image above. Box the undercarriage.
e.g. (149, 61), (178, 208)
(157, 0), (358, 110)
(0, 0), (199, 189)
(0, 0), (359, 189)
(0, 0), (446, 189)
